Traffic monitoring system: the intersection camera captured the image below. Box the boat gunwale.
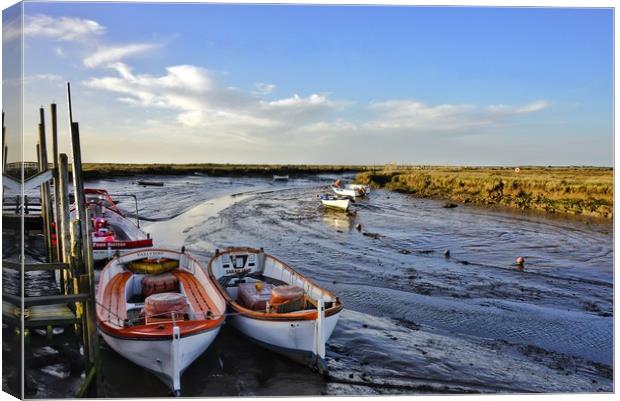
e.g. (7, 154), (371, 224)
(207, 247), (343, 322)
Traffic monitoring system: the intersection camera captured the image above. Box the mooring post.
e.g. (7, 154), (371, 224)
(70, 220), (90, 368)
(2, 110), (6, 173)
(38, 109), (54, 262)
(70, 120), (100, 393)
(58, 153), (72, 295)
(36, 140), (51, 262)
(50, 103), (62, 262)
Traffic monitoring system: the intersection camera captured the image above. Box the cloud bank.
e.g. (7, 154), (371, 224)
(4, 13), (105, 42)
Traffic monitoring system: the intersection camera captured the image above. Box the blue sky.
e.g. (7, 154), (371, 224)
(3, 2), (613, 165)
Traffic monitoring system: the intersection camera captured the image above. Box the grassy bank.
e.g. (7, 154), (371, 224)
(355, 166), (613, 219)
(80, 163), (375, 179)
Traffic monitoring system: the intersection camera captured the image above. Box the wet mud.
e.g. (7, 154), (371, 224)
(7, 173), (613, 396)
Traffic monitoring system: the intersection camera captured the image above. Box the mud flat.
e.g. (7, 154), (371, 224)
(10, 173), (610, 397)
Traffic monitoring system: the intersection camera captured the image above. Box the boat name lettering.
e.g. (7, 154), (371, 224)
(225, 267), (251, 274)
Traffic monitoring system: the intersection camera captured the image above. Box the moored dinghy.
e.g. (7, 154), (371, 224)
(319, 194), (351, 211)
(331, 180), (368, 197)
(348, 183), (371, 195)
(73, 189), (153, 261)
(97, 248), (226, 395)
(208, 247), (343, 373)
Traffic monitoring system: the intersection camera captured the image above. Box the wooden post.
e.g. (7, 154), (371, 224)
(70, 220), (90, 368)
(38, 109), (53, 262)
(2, 110), (6, 173)
(67, 83), (101, 395)
(50, 103), (62, 262)
(70, 119), (99, 388)
(58, 154), (72, 295)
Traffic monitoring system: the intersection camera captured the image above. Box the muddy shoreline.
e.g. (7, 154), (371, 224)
(6, 173), (612, 397)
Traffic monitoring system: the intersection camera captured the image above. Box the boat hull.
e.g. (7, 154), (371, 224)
(100, 326), (221, 392)
(229, 311), (341, 368)
(92, 238), (153, 261)
(321, 198), (350, 210)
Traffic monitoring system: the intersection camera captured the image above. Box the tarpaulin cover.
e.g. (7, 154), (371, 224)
(270, 285), (304, 306)
(144, 292), (188, 319)
(142, 273), (179, 297)
(238, 282), (273, 311)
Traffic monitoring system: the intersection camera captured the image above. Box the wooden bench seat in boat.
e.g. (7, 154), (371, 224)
(98, 272), (131, 327)
(171, 270), (216, 319)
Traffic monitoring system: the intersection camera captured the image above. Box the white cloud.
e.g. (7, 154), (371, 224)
(83, 63), (336, 134)
(487, 100), (549, 115)
(23, 74), (63, 84)
(254, 82), (276, 94)
(4, 14), (106, 42)
(83, 42), (160, 68)
(364, 99), (548, 132)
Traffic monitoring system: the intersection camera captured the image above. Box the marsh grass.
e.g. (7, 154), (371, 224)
(356, 166), (613, 219)
(81, 163), (374, 178)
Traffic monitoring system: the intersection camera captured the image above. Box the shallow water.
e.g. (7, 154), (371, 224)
(12, 174), (614, 396)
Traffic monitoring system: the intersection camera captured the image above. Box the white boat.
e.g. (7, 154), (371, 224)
(207, 247), (343, 373)
(331, 183), (368, 197)
(97, 248), (226, 395)
(71, 188), (153, 261)
(273, 175), (289, 181)
(319, 194), (351, 211)
(348, 183), (371, 195)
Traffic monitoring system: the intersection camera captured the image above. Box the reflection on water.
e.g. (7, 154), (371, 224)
(322, 209), (357, 232)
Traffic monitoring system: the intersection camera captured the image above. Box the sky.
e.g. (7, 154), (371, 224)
(2, 2), (614, 165)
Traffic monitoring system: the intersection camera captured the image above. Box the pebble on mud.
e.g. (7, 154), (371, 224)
(444, 249), (450, 258)
(399, 249), (412, 255)
(443, 202), (458, 208)
(516, 256), (525, 269)
(355, 223), (362, 231)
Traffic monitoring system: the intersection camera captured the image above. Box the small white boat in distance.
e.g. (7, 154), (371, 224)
(273, 175), (289, 181)
(331, 180), (369, 197)
(208, 247), (343, 373)
(320, 194), (351, 211)
(348, 183), (371, 195)
(97, 248), (226, 396)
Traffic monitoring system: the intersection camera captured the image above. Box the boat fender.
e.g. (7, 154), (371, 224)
(127, 258), (180, 274)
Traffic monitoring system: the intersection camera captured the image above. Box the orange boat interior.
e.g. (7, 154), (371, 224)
(98, 266), (220, 331)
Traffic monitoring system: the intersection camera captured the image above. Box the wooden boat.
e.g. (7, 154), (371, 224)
(319, 194), (351, 211)
(72, 189), (153, 261)
(273, 175), (289, 181)
(97, 248), (226, 395)
(208, 247), (343, 373)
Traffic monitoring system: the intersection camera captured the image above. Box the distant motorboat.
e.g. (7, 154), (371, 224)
(331, 180), (369, 197)
(319, 194), (351, 211)
(348, 183), (371, 195)
(273, 175), (289, 181)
